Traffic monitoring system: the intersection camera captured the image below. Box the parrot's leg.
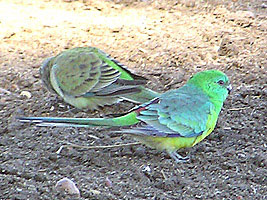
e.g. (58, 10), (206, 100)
(168, 151), (189, 163)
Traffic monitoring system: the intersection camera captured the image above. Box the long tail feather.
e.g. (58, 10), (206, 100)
(17, 112), (139, 128)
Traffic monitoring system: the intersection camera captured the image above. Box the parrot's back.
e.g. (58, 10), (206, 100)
(40, 47), (160, 110)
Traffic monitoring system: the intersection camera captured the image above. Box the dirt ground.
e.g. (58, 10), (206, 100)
(0, 0), (266, 199)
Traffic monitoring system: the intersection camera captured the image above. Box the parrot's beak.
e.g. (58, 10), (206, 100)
(227, 84), (232, 94)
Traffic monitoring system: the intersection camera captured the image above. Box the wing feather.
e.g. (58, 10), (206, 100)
(53, 51), (102, 96)
(130, 84), (213, 138)
(50, 47), (149, 98)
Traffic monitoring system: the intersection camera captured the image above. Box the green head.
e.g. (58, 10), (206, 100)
(187, 70), (232, 102)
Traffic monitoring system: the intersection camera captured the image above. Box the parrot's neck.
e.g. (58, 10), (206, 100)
(187, 83), (225, 115)
(210, 98), (224, 115)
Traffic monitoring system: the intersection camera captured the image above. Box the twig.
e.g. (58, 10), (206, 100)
(229, 107), (249, 111)
(56, 145), (65, 154)
(67, 142), (141, 149)
(161, 169), (167, 180)
(86, 134), (100, 140)
(56, 142), (141, 153)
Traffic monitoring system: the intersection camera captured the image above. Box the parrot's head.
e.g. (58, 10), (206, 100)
(187, 70), (231, 102)
(40, 57), (57, 94)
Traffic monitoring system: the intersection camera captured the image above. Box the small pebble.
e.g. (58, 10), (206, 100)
(20, 91), (32, 99)
(55, 177), (80, 196)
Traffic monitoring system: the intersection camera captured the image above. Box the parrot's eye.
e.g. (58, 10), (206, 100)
(217, 80), (225, 86)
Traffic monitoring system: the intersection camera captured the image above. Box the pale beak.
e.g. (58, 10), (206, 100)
(227, 84), (232, 94)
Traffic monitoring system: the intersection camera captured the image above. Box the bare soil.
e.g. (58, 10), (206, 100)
(0, 0), (266, 199)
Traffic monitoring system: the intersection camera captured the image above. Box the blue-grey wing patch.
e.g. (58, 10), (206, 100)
(128, 84), (213, 138)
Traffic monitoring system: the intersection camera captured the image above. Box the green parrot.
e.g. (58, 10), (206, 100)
(40, 47), (159, 110)
(18, 70), (232, 162)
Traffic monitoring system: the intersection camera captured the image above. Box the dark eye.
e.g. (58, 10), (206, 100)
(217, 80), (225, 85)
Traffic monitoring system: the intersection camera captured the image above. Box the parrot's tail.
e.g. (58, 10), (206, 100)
(122, 87), (160, 104)
(17, 112), (139, 128)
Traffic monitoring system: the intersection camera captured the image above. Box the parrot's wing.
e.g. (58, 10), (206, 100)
(51, 50), (123, 96)
(95, 47), (148, 82)
(50, 47), (147, 97)
(88, 47), (148, 96)
(132, 85), (214, 138)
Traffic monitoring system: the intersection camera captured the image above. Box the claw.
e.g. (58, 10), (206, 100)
(168, 151), (189, 163)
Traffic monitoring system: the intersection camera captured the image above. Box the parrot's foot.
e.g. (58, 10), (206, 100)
(168, 151), (189, 163)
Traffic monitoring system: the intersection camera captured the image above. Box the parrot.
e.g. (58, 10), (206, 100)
(18, 70), (232, 163)
(40, 47), (160, 110)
